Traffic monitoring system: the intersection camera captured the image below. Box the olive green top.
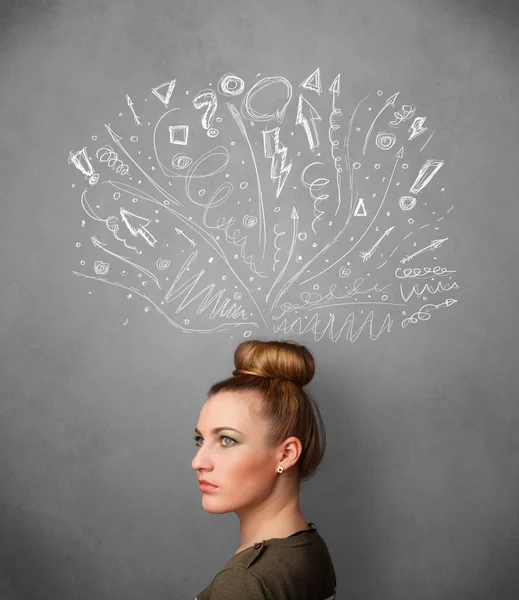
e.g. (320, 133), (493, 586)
(194, 523), (336, 599)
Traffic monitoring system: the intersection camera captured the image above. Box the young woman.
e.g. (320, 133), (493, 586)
(192, 339), (337, 599)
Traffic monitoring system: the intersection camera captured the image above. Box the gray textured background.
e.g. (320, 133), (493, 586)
(1, 0), (518, 598)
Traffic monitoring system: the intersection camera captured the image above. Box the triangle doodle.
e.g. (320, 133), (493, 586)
(299, 68), (322, 95)
(151, 80), (177, 106)
(354, 197), (367, 216)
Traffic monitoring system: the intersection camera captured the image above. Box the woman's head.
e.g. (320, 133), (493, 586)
(191, 339), (327, 515)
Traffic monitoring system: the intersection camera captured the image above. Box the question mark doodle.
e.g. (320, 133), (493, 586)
(192, 89), (219, 137)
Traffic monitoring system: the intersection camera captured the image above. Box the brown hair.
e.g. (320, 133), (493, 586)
(208, 339), (327, 483)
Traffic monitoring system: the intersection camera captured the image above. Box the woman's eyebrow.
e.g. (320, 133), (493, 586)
(194, 426), (243, 435)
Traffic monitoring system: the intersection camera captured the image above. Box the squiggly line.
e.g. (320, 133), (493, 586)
(328, 80), (343, 216)
(273, 311), (393, 343)
(272, 224), (286, 272)
(399, 281), (459, 303)
(273, 278), (391, 317)
(72, 272), (258, 333)
(301, 162), (328, 234)
(401, 298), (457, 328)
(266, 208), (298, 304)
(96, 146), (130, 175)
(163, 249), (257, 322)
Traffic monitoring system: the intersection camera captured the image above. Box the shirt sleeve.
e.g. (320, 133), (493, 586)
(209, 566), (271, 599)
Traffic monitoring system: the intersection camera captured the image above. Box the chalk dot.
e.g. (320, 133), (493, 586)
(375, 226), (379, 232)
(240, 182), (248, 189)
(231, 141), (235, 145)
(113, 193), (121, 200)
(374, 164), (380, 169)
(199, 189), (206, 196)
(296, 255), (303, 262)
(80, 260), (85, 266)
(121, 270), (127, 275)
(119, 112), (123, 116)
(408, 218), (414, 224)
(130, 136), (138, 142)
(244, 331), (252, 338)
(127, 293), (132, 299)
(377, 91), (383, 96)
(151, 166), (155, 171)
(144, 306), (150, 313)
(298, 232), (307, 241)
(402, 164), (409, 169)
(350, 237), (354, 241)
(222, 275), (226, 280)
(92, 135), (97, 141)
(387, 212), (391, 216)
(356, 127), (361, 132)
(216, 117), (223, 122)
(76, 242), (81, 247)
(382, 295), (388, 301)
(274, 207), (280, 212)
(313, 285), (319, 290)
(133, 198), (138, 202)
(353, 162), (361, 169)
(72, 184), (75, 188)
(164, 200), (169, 205)
(81, 220), (85, 227)
(297, 151), (301, 156)
(312, 242), (318, 247)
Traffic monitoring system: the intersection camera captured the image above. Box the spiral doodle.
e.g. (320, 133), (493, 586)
(156, 258), (171, 270)
(171, 153), (193, 169)
(375, 131), (397, 150)
(243, 215), (258, 228)
(96, 145), (130, 175)
(339, 267), (351, 278)
(94, 260), (110, 275)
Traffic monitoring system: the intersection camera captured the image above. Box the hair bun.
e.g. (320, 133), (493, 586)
(233, 340), (315, 387)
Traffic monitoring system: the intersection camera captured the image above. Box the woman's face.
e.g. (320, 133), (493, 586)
(191, 390), (281, 514)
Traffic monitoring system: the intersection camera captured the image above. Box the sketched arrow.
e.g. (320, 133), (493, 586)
(126, 94), (141, 126)
(120, 208), (157, 247)
(296, 95), (322, 151)
(400, 238), (449, 264)
(91, 236), (161, 289)
(359, 225), (395, 262)
(175, 227), (196, 247)
(362, 92), (400, 155)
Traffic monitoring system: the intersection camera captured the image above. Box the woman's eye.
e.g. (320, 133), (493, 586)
(193, 435), (236, 447)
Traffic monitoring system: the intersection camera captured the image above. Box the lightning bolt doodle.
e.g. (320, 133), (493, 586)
(262, 127), (293, 198)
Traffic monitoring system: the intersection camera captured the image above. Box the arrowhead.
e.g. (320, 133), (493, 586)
(386, 92), (400, 107)
(396, 147), (404, 159)
(296, 95), (321, 124)
(104, 123), (122, 143)
(291, 207), (299, 219)
(445, 299), (457, 307)
(91, 236), (105, 248)
(328, 74), (341, 96)
(175, 227), (181, 234)
(386, 226), (395, 234)
(120, 208), (151, 237)
(432, 237), (449, 248)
